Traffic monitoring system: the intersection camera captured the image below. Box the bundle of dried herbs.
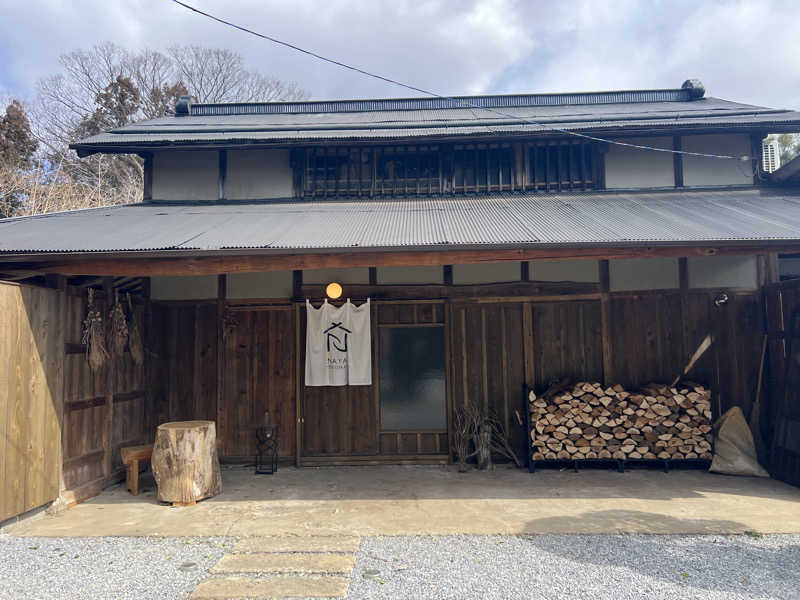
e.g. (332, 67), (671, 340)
(126, 293), (144, 366)
(109, 289), (128, 358)
(81, 288), (107, 371)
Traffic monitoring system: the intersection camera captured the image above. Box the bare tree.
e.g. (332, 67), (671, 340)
(14, 42), (310, 217)
(167, 46), (308, 104)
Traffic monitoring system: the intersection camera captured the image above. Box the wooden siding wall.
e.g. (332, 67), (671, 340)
(450, 300), (603, 460)
(62, 292), (148, 503)
(222, 307), (296, 458)
(607, 291), (763, 420)
(764, 279), (800, 485)
(150, 303), (218, 426)
(0, 282), (64, 522)
(150, 302), (297, 459)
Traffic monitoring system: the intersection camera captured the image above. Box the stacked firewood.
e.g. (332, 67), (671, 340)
(529, 381), (713, 462)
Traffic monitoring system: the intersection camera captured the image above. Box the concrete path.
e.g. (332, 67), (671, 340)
(6, 465), (800, 537)
(190, 536), (359, 599)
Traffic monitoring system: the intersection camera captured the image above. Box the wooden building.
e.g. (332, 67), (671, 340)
(3, 79), (800, 522)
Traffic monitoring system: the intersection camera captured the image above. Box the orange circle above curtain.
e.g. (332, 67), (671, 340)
(326, 282), (343, 299)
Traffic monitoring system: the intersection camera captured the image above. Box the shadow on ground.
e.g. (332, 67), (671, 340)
(521, 518), (800, 595)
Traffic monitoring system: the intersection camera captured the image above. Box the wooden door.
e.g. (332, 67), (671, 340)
(220, 307), (296, 459)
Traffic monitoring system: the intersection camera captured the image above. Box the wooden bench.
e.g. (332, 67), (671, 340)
(121, 440), (222, 496)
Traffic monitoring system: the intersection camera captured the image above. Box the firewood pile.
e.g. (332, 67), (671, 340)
(529, 381), (713, 462)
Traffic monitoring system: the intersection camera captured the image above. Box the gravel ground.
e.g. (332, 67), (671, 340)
(349, 534), (800, 600)
(0, 534), (235, 600)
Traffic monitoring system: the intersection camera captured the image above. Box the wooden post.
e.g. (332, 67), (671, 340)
(294, 302), (303, 466)
(218, 150), (227, 201)
(520, 261), (530, 281)
(599, 260), (614, 386)
(673, 135), (684, 188)
(679, 257), (690, 361)
(522, 302), (535, 388)
(102, 278), (115, 483)
(757, 253), (780, 288)
(215, 274), (226, 458)
(142, 153), (153, 201)
(443, 265), (453, 286)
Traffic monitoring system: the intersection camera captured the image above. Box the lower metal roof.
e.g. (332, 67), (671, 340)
(2, 188), (800, 255)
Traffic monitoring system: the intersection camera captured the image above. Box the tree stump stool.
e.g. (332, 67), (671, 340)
(152, 420), (222, 506)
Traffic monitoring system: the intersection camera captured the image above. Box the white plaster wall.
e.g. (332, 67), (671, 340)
(227, 271), (294, 298)
(452, 262), (521, 284)
(604, 136), (674, 189)
(529, 259), (600, 282)
(303, 267), (370, 285)
(682, 134), (753, 186)
(610, 257), (679, 291)
(151, 275), (218, 300)
(152, 151), (218, 201)
(377, 266), (443, 284)
(688, 255), (757, 289)
(226, 149), (293, 200)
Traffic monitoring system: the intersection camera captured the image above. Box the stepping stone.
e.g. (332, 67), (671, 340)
(234, 536), (361, 554)
(212, 552), (355, 575)
(190, 576), (350, 599)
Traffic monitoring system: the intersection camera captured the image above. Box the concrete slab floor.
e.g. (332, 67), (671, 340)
(5, 464), (800, 537)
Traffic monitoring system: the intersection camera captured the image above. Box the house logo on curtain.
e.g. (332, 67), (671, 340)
(324, 322), (351, 352)
(305, 299), (371, 386)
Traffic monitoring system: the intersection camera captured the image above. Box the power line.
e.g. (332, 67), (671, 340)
(170, 0), (751, 162)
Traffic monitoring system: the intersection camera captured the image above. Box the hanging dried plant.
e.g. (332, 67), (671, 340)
(82, 288), (108, 371)
(109, 289), (129, 358)
(223, 310), (239, 340)
(126, 293), (144, 366)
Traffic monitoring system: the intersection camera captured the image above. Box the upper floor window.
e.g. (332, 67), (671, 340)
(297, 140), (603, 198)
(529, 142), (598, 192)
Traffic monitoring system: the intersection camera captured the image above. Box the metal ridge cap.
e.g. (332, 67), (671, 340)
(186, 88), (701, 116)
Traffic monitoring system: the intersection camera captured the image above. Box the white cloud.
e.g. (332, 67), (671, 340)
(1, 0), (799, 111)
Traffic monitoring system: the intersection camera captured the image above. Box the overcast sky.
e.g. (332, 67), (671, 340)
(1, 0), (799, 109)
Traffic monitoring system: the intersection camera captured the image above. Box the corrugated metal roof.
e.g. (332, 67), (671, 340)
(71, 93), (800, 152)
(3, 189), (800, 255)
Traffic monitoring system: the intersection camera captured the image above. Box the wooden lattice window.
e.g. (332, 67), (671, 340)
(451, 143), (516, 194)
(298, 140), (603, 198)
(527, 141), (599, 192)
(302, 145), (442, 197)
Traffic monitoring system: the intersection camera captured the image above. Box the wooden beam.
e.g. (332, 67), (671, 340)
(599, 260), (614, 386)
(300, 281), (598, 301)
(8, 243), (798, 277)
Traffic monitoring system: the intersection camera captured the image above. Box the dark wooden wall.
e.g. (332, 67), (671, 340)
(149, 288), (765, 465)
(150, 303), (218, 426)
(607, 290), (763, 419)
(62, 292), (148, 504)
(222, 307), (296, 458)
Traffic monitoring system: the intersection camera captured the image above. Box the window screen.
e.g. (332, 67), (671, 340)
(379, 326), (446, 430)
